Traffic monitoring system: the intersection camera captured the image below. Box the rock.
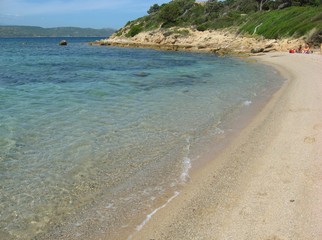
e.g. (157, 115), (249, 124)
(155, 37), (164, 44)
(278, 2), (290, 9)
(263, 47), (276, 52)
(251, 48), (264, 53)
(197, 45), (207, 49)
(93, 27), (304, 55)
(59, 40), (67, 46)
(134, 72), (150, 77)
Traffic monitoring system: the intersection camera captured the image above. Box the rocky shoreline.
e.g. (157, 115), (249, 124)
(90, 27), (304, 55)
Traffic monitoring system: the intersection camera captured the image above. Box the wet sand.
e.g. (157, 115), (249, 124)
(130, 52), (322, 240)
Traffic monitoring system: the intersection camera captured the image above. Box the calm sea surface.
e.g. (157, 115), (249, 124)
(0, 37), (284, 239)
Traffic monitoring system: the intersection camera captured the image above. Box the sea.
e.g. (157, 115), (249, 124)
(0, 37), (284, 239)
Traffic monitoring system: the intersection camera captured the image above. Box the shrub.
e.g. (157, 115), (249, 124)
(148, 4), (161, 14)
(163, 29), (190, 37)
(126, 24), (143, 37)
(197, 24), (208, 31)
(159, 2), (182, 23)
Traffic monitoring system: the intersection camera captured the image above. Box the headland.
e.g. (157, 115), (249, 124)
(90, 27), (313, 55)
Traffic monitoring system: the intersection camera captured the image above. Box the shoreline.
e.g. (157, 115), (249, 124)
(128, 52), (322, 239)
(90, 28), (312, 55)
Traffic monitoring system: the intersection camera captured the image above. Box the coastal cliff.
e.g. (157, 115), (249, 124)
(89, 1), (321, 55)
(91, 27), (303, 55)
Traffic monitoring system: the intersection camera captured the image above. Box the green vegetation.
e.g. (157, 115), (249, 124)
(115, 0), (322, 44)
(0, 26), (115, 37)
(239, 6), (322, 39)
(126, 24), (144, 37)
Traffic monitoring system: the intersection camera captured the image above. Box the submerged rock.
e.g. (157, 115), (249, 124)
(134, 72), (150, 77)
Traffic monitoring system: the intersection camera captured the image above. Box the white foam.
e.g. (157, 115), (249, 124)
(180, 157), (191, 183)
(243, 100), (252, 106)
(180, 136), (192, 183)
(128, 191), (180, 240)
(213, 127), (224, 135)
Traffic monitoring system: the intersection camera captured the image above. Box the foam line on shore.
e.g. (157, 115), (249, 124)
(127, 191), (180, 240)
(180, 136), (192, 183)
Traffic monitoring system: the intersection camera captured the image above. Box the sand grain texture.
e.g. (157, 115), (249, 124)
(131, 53), (322, 240)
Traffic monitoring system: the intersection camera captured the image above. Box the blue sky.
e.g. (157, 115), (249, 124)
(0, 0), (170, 29)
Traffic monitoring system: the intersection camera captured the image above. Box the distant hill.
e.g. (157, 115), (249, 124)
(0, 26), (116, 37)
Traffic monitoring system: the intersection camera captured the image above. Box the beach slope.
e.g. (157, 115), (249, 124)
(131, 53), (322, 240)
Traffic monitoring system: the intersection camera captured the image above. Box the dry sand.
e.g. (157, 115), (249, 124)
(129, 52), (322, 240)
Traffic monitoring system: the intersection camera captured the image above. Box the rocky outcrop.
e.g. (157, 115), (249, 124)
(59, 40), (67, 46)
(90, 27), (304, 55)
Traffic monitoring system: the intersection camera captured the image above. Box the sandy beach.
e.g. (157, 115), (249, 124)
(129, 52), (322, 240)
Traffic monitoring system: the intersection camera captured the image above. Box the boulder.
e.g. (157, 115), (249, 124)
(263, 47), (277, 53)
(251, 48), (264, 53)
(59, 40), (67, 46)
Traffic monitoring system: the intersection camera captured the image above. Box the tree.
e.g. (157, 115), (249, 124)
(159, 2), (182, 23)
(297, 0), (321, 5)
(238, 0), (258, 12)
(158, 0), (196, 23)
(148, 4), (160, 14)
(227, 0), (258, 12)
(205, 0), (224, 13)
(256, 0), (273, 10)
(283, 0), (321, 6)
(174, 0), (196, 12)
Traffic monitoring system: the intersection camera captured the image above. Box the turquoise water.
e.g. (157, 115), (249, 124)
(0, 37), (283, 239)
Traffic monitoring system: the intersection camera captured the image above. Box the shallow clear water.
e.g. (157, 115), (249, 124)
(0, 37), (283, 239)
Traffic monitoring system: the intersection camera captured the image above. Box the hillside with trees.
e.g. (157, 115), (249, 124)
(114, 0), (322, 45)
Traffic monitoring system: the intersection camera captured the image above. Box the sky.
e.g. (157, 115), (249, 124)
(0, 0), (170, 29)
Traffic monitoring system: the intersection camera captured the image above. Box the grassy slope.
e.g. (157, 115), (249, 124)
(239, 6), (322, 39)
(119, 5), (321, 44)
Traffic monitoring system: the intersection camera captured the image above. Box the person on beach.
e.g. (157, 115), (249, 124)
(302, 44), (311, 54)
(296, 44), (302, 53)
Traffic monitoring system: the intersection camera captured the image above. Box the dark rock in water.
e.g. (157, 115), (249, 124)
(181, 74), (195, 79)
(59, 40), (67, 46)
(134, 72), (150, 77)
